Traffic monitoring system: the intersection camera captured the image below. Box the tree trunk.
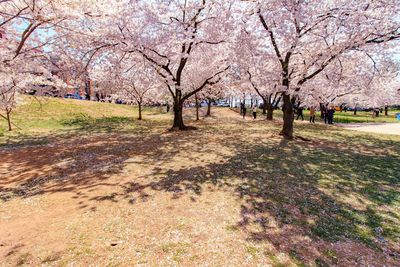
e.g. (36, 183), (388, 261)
(354, 108), (357, 115)
(138, 102), (142, 120)
(262, 103), (267, 115)
(195, 94), (199, 121)
(172, 99), (185, 130)
(6, 110), (12, 131)
(385, 106), (388, 116)
(266, 106), (274, 121)
(280, 93), (294, 139)
(206, 98), (211, 117)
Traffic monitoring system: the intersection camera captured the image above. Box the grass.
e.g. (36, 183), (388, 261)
(329, 110), (399, 123)
(160, 242), (190, 262)
(1, 97), (399, 266)
(233, 107), (400, 123)
(312, 109), (400, 123)
(0, 96), (169, 146)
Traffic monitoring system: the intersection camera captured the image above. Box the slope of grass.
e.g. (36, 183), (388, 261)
(0, 96), (170, 146)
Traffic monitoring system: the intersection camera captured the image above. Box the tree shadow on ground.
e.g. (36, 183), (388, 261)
(0, 112), (171, 149)
(91, 132), (400, 265)
(0, 135), (51, 149)
(1, 116), (399, 265)
(0, 125), (219, 203)
(60, 113), (171, 134)
(61, 115), (137, 133)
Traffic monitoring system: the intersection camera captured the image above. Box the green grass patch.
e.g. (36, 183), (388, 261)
(246, 108), (400, 123)
(0, 96), (170, 147)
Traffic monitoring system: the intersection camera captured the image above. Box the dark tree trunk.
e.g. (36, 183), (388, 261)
(354, 108), (357, 115)
(3, 109), (12, 131)
(262, 103), (267, 115)
(172, 99), (185, 130)
(138, 102), (142, 120)
(195, 94), (199, 121)
(206, 98), (211, 117)
(385, 106), (388, 116)
(6, 110), (12, 131)
(266, 106), (274, 121)
(280, 93), (294, 139)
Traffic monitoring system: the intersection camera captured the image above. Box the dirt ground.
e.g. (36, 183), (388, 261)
(1, 109), (399, 266)
(340, 123), (400, 136)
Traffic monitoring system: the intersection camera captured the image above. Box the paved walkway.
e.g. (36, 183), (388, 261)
(339, 123), (400, 135)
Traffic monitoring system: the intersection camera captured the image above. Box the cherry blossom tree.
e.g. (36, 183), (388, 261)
(89, 50), (164, 120)
(61, 0), (234, 130)
(116, 62), (160, 121)
(0, 66), (21, 131)
(302, 53), (400, 116)
(129, 0), (233, 129)
(242, 0), (400, 139)
(2, 0), (400, 135)
(196, 82), (225, 118)
(246, 65), (282, 120)
(0, 58), (65, 130)
(0, 0), (92, 129)
(233, 27), (280, 119)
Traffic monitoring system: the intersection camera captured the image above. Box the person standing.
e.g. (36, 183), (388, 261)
(252, 105), (257, 119)
(322, 108), (328, 124)
(309, 107), (316, 123)
(296, 107), (304, 121)
(327, 105), (335, 124)
(375, 108), (380, 117)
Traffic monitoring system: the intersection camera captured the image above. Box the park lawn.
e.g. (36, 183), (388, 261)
(310, 110), (399, 124)
(0, 96), (170, 147)
(0, 98), (399, 266)
(233, 107), (399, 123)
(252, 108), (399, 123)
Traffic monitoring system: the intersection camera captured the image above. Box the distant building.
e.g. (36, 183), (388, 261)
(227, 94), (263, 108)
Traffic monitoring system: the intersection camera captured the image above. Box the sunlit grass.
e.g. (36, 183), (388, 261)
(0, 95), (170, 146)
(233, 107), (400, 123)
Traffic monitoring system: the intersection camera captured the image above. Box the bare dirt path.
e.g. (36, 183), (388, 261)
(339, 122), (400, 135)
